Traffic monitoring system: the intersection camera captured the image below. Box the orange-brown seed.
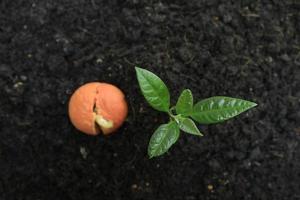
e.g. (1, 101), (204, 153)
(68, 82), (128, 135)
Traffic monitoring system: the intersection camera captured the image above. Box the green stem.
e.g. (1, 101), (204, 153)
(168, 107), (177, 121)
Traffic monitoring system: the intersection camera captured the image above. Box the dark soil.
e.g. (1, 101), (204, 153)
(1, 0), (300, 199)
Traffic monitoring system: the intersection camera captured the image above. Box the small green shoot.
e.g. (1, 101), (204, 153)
(135, 67), (257, 158)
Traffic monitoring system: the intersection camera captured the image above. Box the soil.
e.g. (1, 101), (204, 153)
(1, 1), (300, 200)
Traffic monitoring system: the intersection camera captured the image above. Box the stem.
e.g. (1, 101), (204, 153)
(168, 107), (177, 121)
(170, 106), (176, 112)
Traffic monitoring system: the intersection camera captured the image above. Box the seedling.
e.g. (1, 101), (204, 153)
(135, 67), (257, 158)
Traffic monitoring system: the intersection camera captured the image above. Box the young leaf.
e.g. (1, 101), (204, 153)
(135, 67), (170, 112)
(191, 96), (257, 124)
(175, 116), (203, 136)
(148, 121), (180, 158)
(176, 89), (193, 116)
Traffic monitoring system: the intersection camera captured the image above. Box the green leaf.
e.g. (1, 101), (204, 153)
(135, 67), (170, 112)
(148, 121), (180, 158)
(176, 89), (193, 116)
(191, 96), (257, 124)
(176, 116), (203, 136)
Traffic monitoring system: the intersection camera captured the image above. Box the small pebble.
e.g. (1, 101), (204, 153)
(96, 58), (103, 63)
(80, 147), (88, 159)
(131, 184), (138, 190)
(207, 184), (214, 191)
(20, 75), (27, 81)
(13, 82), (23, 89)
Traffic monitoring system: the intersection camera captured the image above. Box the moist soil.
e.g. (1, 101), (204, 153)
(0, 1), (300, 200)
